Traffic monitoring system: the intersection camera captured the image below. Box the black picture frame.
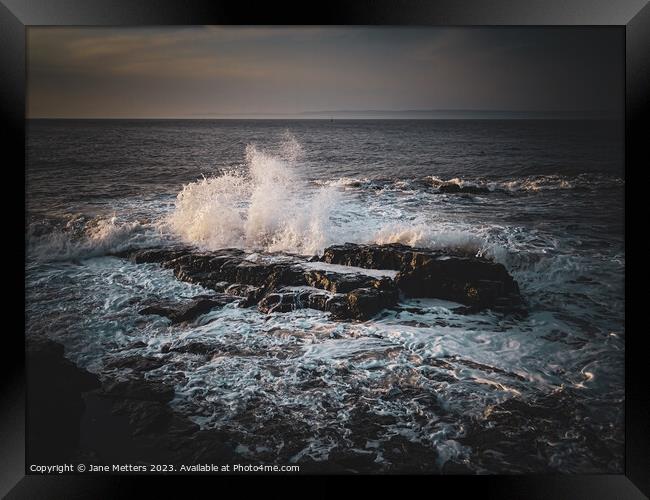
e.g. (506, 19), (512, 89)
(2, 0), (647, 497)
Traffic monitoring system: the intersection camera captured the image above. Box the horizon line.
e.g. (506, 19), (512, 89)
(28, 108), (621, 120)
(27, 116), (623, 121)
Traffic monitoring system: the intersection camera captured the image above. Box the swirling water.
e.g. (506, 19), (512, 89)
(26, 119), (624, 472)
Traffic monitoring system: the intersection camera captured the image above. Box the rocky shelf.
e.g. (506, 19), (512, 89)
(114, 242), (524, 322)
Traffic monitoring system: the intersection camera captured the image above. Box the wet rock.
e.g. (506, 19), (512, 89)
(258, 291), (301, 314)
(117, 247), (193, 264)
(396, 257), (520, 308)
(139, 294), (236, 324)
(171, 343), (209, 356)
(457, 391), (623, 473)
(224, 283), (264, 306)
(321, 242), (417, 270)
(304, 269), (394, 294)
(138, 304), (174, 318)
(322, 243), (522, 310)
(122, 243), (523, 318)
(342, 287), (399, 321)
(258, 286), (397, 321)
(104, 355), (166, 372)
(122, 340), (147, 350)
(125, 248), (307, 293)
(168, 342), (252, 357)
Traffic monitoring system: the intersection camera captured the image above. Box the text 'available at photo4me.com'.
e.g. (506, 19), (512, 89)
(29, 463), (302, 474)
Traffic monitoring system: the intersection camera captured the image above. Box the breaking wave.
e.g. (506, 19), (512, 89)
(25, 211), (172, 262)
(166, 137), (503, 258)
(167, 135), (342, 255)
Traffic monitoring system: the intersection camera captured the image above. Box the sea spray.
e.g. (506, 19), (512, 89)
(167, 137), (512, 258)
(168, 135), (342, 255)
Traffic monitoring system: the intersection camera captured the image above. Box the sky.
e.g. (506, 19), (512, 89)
(27, 26), (624, 119)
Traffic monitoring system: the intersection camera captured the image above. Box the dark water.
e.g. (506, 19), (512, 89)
(26, 119), (625, 473)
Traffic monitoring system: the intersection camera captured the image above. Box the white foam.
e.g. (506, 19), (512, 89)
(426, 173), (624, 193)
(27, 215), (159, 262)
(372, 224), (486, 255)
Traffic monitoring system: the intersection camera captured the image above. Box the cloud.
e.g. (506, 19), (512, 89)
(26, 26), (623, 118)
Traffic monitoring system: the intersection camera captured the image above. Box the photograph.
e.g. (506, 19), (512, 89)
(24, 25), (626, 475)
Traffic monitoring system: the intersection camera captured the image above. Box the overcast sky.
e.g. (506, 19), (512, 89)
(27, 26), (623, 119)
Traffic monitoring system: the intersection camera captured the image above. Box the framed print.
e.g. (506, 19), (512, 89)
(1, 0), (648, 497)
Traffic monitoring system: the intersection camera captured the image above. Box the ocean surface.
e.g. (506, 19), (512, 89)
(26, 119), (625, 473)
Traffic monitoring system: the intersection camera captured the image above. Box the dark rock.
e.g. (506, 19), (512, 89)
(438, 183), (490, 195)
(128, 247), (193, 264)
(224, 283), (264, 306)
(121, 243), (523, 318)
(458, 390), (622, 473)
(169, 342), (222, 356)
(395, 255), (520, 308)
(321, 243), (522, 310)
(321, 242), (417, 270)
(169, 342), (259, 358)
(26, 337), (101, 464)
(27, 337), (236, 467)
(258, 291), (300, 314)
(125, 247), (308, 295)
(111, 399), (173, 436)
(304, 269), (394, 294)
(139, 304), (175, 318)
(122, 341), (147, 350)
(104, 355), (165, 372)
(102, 378), (174, 403)
(258, 286), (397, 321)
(139, 294), (236, 324)
(342, 287), (399, 321)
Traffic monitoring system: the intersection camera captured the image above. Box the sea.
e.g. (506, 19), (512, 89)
(26, 118), (625, 473)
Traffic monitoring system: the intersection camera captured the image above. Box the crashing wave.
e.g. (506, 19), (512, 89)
(167, 135), (342, 255)
(26, 214), (157, 262)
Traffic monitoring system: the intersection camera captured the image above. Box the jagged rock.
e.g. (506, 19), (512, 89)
(395, 257), (520, 307)
(321, 243), (522, 310)
(120, 243), (523, 318)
